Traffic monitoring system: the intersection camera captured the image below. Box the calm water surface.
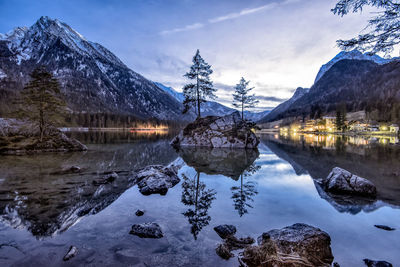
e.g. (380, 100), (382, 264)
(0, 131), (399, 266)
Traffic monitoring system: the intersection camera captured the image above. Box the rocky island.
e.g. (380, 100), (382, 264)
(171, 112), (259, 149)
(0, 118), (87, 155)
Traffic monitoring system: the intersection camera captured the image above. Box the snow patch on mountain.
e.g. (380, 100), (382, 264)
(0, 69), (7, 79)
(315, 50), (396, 83)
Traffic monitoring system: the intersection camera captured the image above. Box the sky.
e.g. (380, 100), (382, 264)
(0, 0), (375, 111)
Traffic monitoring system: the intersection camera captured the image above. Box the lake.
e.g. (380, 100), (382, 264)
(0, 131), (399, 266)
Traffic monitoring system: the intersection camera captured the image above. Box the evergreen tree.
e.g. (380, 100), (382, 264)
(232, 77), (259, 121)
(17, 66), (66, 141)
(332, 0), (400, 55)
(182, 49), (216, 118)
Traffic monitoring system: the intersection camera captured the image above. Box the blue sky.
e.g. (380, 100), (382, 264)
(0, 0), (373, 110)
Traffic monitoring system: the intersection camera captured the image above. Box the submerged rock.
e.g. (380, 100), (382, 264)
(374, 225), (395, 231)
(0, 118), (87, 155)
(214, 225), (237, 239)
(63, 246), (78, 261)
(240, 223), (333, 267)
(364, 259), (393, 267)
(131, 165), (180, 195)
(129, 222), (163, 238)
(317, 167), (377, 197)
(92, 172), (118, 185)
(135, 209), (145, 216)
(171, 111), (259, 149)
(51, 166), (82, 175)
(216, 235), (255, 260)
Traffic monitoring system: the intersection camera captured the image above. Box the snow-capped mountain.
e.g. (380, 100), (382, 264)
(154, 82), (270, 121)
(314, 50), (396, 83)
(0, 16), (185, 120)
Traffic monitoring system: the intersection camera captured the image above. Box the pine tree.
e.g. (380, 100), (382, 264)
(182, 49), (216, 118)
(332, 0), (400, 55)
(232, 77), (259, 121)
(17, 66), (66, 141)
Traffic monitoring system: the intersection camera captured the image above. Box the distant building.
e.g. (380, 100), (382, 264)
(390, 124), (399, 134)
(323, 116), (336, 132)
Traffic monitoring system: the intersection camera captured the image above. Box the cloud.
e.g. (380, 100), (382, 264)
(209, 3), (277, 23)
(257, 95), (288, 102)
(160, 22), (204, 35)
(160, 1), (294, 35)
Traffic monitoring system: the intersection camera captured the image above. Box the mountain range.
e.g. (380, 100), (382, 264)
(0, 16), (271, 123)
(0, 16), (187, 121)
(259, 50), (400, 123)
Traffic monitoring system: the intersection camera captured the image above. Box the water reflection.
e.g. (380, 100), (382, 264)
(181, 172), (216, 240)
(231, 164), (260, 217)
(0, 137), (178, 238)
(176, 147), (260, 180)
(262, 133), (400, 214)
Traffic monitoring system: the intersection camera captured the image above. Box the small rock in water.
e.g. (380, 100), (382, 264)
(333, 262), (341, 267)
(363, 259), (393, 267)
(131, 165), (180, 195)
(63, 246), (78, 261)
(135, 209), (145, 216)
(374, 225), (395, 231)
(129, 222), (163, 238)
(214, 224), (237, 239)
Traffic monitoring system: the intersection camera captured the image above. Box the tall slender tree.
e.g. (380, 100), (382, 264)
(182, 49), (216, 118)
(17, 66), (66, 141)
(232, 77), (259, 121)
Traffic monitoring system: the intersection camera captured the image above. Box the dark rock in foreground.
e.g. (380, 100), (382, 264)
(214, 225), (237, 239)
(171, 111), (259, 148)
(0, 118), (87, 155)
(374, 225), (395, 231)
(129, 223), (163, 238)
(317, 167), (377, 197)
(131, 165), (180, 195)
(135, 209), (145, 216)
(364, 259), (393, 267)
(63, 246), (78, 261)
(240, 223), (333, 267)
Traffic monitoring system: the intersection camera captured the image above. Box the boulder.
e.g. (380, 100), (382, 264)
(364, 259), (393, 267)
(240, 223), (334, 267)
(0, 118), (87, 155)
(129, 222), (163, 238)
(171, 112), (259, 149)
(214, 224), (237, 239)
(131, 165), (180, 195)
(317, 167), (377, 197)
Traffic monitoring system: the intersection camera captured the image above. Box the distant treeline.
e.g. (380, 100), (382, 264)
(63, 112), (186, 129)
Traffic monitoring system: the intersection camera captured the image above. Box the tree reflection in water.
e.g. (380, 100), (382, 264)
(231, 163), (260, 217)
(181, 171), (216, 240)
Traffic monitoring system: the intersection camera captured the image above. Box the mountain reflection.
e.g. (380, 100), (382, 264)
(0, 138), (178, 238)
(262, 133), (400, 214)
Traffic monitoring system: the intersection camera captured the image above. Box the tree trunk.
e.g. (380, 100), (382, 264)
(196, 74), (201, 118)
(241, 104), (244, 121)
